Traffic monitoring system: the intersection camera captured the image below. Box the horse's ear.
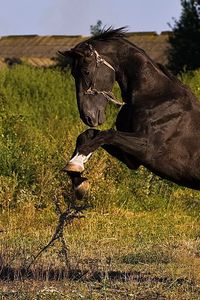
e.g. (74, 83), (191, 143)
(57, 50), (72, 58)
(57, 49), (84, 58)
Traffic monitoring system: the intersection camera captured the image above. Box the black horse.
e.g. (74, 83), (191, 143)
(59, 27), (200, 197)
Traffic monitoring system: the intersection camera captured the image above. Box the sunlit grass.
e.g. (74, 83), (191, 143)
(0, 203), (199, 299)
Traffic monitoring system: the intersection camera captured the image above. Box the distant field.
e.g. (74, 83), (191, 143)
(0, 65), (199, 299)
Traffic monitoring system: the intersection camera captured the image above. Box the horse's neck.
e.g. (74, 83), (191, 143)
(113, 43), (172, 105)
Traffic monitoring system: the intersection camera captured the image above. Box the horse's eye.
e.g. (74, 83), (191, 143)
(84, 70), (90, 76)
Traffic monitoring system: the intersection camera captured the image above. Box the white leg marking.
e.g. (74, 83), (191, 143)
(68, 152), (92, 172)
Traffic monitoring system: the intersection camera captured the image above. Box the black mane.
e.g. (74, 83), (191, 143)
(75, 27), (183, 87)
(89, 26), (128, 42)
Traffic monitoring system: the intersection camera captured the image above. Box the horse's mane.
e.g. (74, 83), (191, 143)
(88, 27), (128, 42)
(87, 27), (148, 56)
(157, 63), (186, 87)
(86, 27), (184, 86)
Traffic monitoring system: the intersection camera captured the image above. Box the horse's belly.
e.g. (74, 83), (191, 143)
(148, 140), (200, 190)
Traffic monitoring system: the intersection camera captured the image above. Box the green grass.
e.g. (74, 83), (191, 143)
(0, 65), (200, 299)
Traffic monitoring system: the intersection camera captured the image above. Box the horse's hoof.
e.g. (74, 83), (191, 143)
(62, 162), (84, 173)
(74, 178), (90, 199)
(62, 153), (90, 173)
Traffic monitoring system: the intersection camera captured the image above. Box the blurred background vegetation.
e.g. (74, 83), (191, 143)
(168, 0), (200, 74)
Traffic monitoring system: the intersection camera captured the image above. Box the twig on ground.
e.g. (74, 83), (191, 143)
(26, 194), (91, 271)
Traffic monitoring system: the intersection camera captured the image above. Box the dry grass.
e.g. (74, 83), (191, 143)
(0, 202), (199, 299)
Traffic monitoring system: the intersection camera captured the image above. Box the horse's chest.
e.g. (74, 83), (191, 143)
(116, 104), (148, 134)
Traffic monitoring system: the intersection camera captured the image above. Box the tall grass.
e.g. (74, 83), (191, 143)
(0, 65), (80, 209)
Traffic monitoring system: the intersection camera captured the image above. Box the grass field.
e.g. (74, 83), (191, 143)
(0, 65), (200, 299)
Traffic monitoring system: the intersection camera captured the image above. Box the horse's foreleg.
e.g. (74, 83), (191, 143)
(63, 129), (147, 199)
(64, 129), (148, 173)
(102, 145), (141, 170)
(63, 129), (100, 173)
(63, 148), (90, 199)
(65, 171), (90, 200)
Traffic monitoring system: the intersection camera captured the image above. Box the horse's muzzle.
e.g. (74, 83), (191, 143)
(82, 110), (105, 127)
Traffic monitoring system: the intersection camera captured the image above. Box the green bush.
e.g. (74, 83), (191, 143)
(168, 0), (200, 74)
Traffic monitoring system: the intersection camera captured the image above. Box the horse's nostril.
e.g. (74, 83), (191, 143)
(85, 115), (99, 127)
(86, 116), (93, 126)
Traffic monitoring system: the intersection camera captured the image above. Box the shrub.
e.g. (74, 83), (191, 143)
(168, 0), (200, 74)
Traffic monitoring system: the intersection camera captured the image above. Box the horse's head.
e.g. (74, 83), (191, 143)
(59, 42), (116, 127)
